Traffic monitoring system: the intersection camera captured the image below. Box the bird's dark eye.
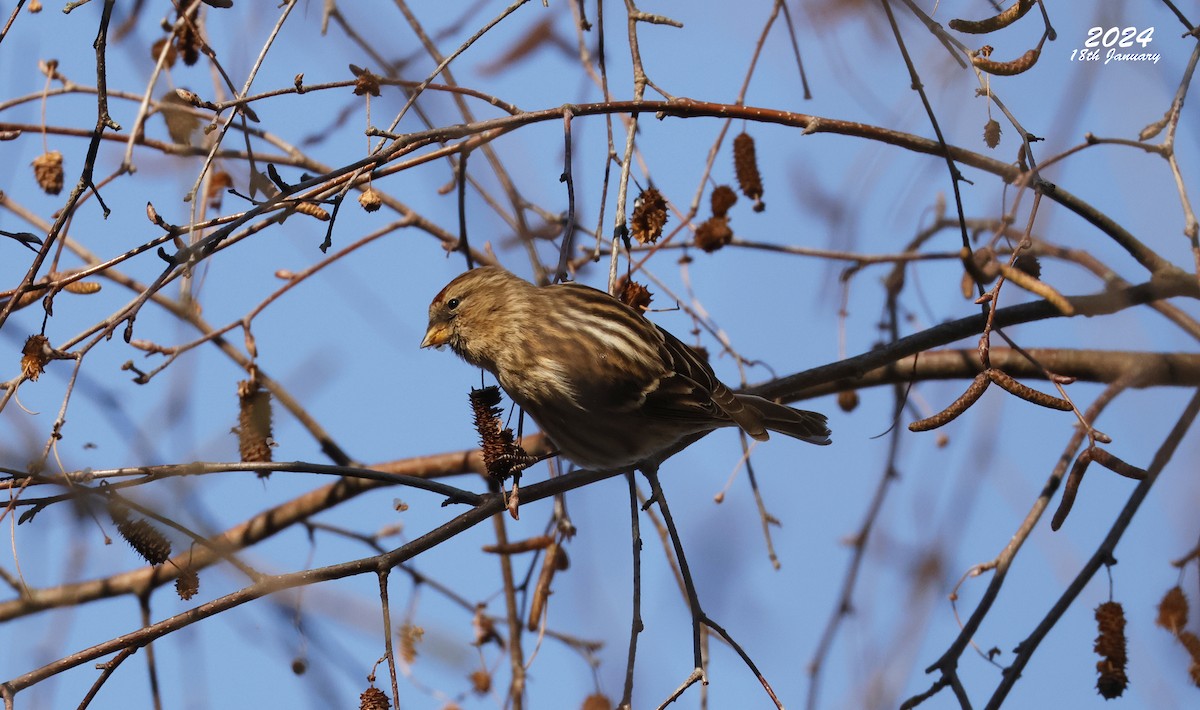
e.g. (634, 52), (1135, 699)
(446, 297), (461, 310)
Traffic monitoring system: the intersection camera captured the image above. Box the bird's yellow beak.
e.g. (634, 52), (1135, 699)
(421, 322), (450, 349)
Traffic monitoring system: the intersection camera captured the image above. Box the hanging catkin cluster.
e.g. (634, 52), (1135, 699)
(31, 151), (63, 195)
(1094, 601), (1129, 699)
(630, 187), (668, 244)
(695, 185), (737, 253)
(358, 686), (390, 710)
(236, 378), (274, 465)
(616, 277), (652, 312)
(983, 118), (1002, 149)
(733, 132), (765, 212)
(21, 335), (51, 381)
(109, 503), (172, 566)
(176, 567), (200, 601)
(1156, 585), (1200, 687)
(469, 386), (529, 481)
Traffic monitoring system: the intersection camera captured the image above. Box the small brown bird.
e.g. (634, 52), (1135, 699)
(421, 266), (830, 471)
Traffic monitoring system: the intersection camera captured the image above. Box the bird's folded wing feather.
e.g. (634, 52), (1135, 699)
(641, 326), (770, 439)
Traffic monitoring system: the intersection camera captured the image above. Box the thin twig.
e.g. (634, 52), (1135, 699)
(620, 471), (643, 709)
(491, 506), (527, 709)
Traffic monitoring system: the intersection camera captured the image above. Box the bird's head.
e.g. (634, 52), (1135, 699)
(421, 266), (527, 367)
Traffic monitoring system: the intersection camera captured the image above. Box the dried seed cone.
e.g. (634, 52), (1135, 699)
(1180, 630), (1200, 660)
(21, 334), (51, 381)
(176, 21), (202, 66)
(470, 384), (502, 419)
(473, 604), (503, 647)
(581, 693), (613, 710)
(733, 132), (765, 211)
(32, 151), (64, 195)
(1012, 253), (1041, 279)
(176, 568), (200, 600)
(495, 430), (527, 478)
(237, 380), (273, 464)
(983, 118), (1002, 149)
(630, 187), (668, 244)
(1096, 658), (1129, 700)
(64, 281), (102, 295)
(1094, 601), (1129, 699)
(351, 65), (383, 97)
(206, 170), (233, 209)
(294, 201), (331, 221)
(1156, 586), (1189, 634)
(470, 386), (530, 480)
(948, 0), (1034, 33)
(710, 185), (738, 217)
(398, 623), (423, 663)
(1177, 631), (1200, 687)
(837, 389), (860, 412)
(471, 386), (507, 475)
(617, 278), (652, 312)
(118, 518), (173, 566)
(694, 215), (733, 252)
(11, 289), (42, 311)
(973, 48), (1040, 76)
(469, 668), (491, 695)
(359, 187), (384, 212)
(151, 37), (178, 68)
(359, 686), (390, 710)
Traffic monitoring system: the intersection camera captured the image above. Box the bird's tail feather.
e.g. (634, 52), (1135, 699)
(738, 395), (832, 445)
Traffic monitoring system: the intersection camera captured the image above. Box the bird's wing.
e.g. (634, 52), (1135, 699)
(544, 283), (673, 413)
(547, 282), (765, 439)
(641, 325), (770, 440)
